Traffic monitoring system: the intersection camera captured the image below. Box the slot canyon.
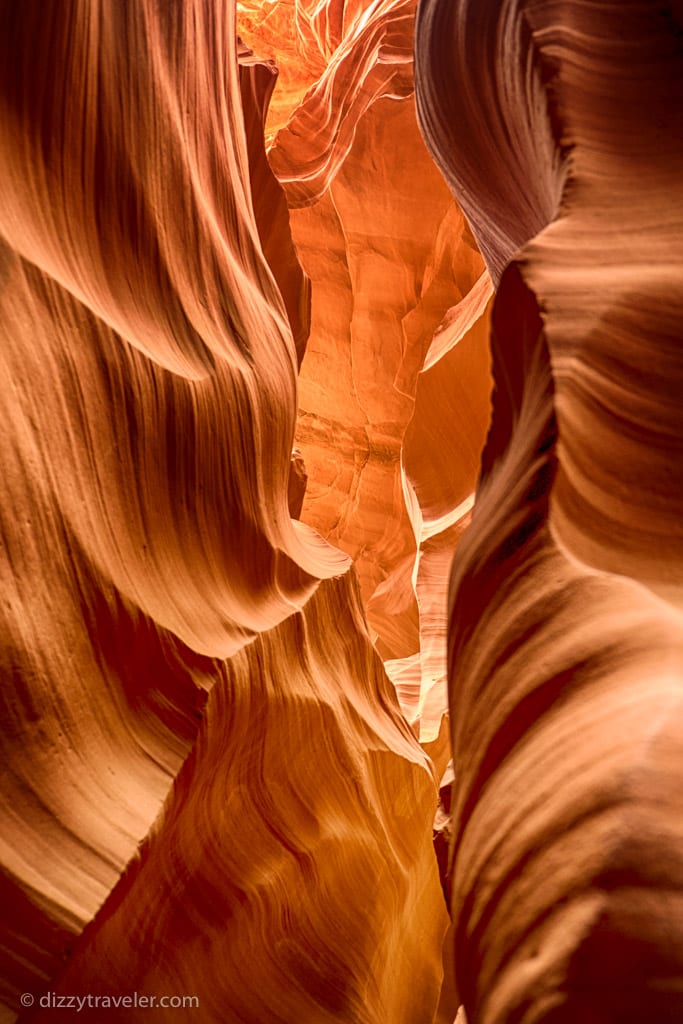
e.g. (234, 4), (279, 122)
(1, 1), (682, 1022)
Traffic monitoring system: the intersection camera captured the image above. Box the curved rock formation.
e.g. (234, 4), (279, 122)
(240, 0), (493, 745)
(266, 0), (416, 208)
(238, 37), (312, 364)
(7, 0), (677, 1019)
(0, 1), (450, 1020)
(416, 1), (683, 1020)
(31, 574), (447, 1024)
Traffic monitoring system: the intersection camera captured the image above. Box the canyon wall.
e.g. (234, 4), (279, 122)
(0, 1), (458, 1020)
(1, 0), (682, 1022)
(417, 0), (683, 1020)
(239, 0), (493, 745)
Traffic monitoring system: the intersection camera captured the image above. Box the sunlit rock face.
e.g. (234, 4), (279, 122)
(239, 0), (493, 743)
(417, 0), (683, 1021)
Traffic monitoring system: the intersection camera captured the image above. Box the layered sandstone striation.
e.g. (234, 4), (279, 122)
(2, 0), (678, 1020)
(417, 0), (683, 1020)
(0, 1), (451, 1020)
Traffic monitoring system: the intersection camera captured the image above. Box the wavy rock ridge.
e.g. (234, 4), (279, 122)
(3, 0), (680, 1020)
(0, 1), (452, 1020)
(417, 0), (683, 1020)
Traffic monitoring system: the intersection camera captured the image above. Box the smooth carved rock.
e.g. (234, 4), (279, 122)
(267, 0), (416, 208)
(0, 1), (448, 1020)
(31, 574), (448, 1023)
(416, 0), (683, 1020)
(238, 37), (312, 364)
(240, 0), (492, 742)
(7, 0), (676, 1019)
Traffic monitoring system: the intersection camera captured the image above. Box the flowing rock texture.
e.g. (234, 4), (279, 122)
(3, 0), (681, 1021)
(239, 0), (493, 744)
(0, 1), (459, 1020)
(417, 0), (683, 1021)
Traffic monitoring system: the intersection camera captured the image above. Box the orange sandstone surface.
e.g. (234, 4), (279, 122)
(418, 1), (683, 1021)
(239, 0), (492, 744)
(1, 1), (682, 1023)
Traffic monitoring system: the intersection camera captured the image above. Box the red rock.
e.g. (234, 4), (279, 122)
(0, 1), (452, 1019)
(417, 1), (683, 1020)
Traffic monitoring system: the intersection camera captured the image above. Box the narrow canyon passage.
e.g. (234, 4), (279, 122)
(1, 2), (682, 1023)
